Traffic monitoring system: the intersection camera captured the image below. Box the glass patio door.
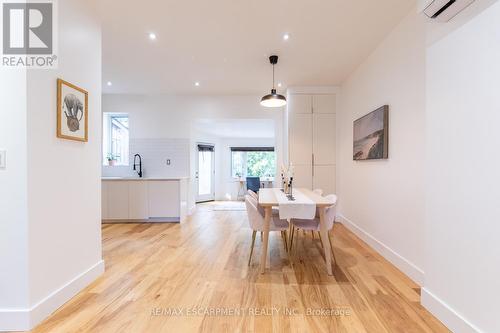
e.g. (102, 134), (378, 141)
(196, 144), (215, 202)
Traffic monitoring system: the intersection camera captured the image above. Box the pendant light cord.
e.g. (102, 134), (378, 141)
(272, 64), (275, 90)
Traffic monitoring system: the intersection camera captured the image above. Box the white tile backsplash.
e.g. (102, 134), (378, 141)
(102, 138), (190, 178)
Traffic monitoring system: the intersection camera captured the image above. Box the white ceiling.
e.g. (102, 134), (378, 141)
(95, 0), (415, 95)
(193, 119), (275, 138)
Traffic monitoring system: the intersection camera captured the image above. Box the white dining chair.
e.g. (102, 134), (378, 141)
(248, 189), (280, 242)
(289, 194), (338, 264)
(247, 189), (258, 200)
(296, 188), (323, 239)
(313, 188), (323, 196)
(245, 195), (290, 266)
(248, 189), (280, 217)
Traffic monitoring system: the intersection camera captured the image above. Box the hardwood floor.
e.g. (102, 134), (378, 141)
(31, 202), (449, 332)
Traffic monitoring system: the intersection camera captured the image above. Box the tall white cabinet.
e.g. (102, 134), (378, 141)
(287, 93), (336, 195)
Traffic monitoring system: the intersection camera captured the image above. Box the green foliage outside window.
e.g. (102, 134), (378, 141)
(231, 150), (275, 178)
(246, 152), (275, 177)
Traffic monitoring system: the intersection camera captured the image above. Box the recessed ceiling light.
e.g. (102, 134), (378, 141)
(278, 82), (282, 87)
(106, 81), (112, 86)
(283, 33), (290, 41)
(194, 82), (200, 87)
(149, 33), (157, 40)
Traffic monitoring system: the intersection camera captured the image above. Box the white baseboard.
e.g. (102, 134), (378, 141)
(0, 260), (104, 332)
(337, 214), (424, 285)
(0, 310), (29, 332)
(421, 288), (482, 333)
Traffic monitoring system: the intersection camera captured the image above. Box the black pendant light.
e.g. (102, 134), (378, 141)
(260, 55), (287, 108)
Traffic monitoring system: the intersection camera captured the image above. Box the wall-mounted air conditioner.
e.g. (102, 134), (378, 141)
(420, 0), (475, 22)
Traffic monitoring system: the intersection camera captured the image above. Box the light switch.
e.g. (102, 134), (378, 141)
(0, 150), (5, 169)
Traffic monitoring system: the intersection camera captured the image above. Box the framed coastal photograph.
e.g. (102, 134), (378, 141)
(57, 79), (88, 142)
(353, 105), (389, 160)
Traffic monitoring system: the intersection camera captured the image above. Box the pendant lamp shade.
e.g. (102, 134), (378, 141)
(261, 55), (286, 108)
(260, 89), (287, 107)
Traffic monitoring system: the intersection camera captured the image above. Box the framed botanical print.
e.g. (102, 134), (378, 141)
(57, 78), (88, 142)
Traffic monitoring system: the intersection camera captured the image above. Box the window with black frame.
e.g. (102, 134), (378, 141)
(231, 147), (275, 179)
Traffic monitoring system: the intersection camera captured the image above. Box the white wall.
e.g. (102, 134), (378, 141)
(102, 94), (285, 208)
(102, 94), (284, 141)
(102, 138), (190, 178)
(0, 70), (30, 325)
(423, 1), (500, 332)
(337, 9), (427, 284)
(338, 2), (500, 331)
(0, 0), (103, 330)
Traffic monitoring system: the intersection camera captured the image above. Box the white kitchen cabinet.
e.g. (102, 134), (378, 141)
(313, 165), (336, 196)
(313, 113), (336, 165)
(293, 164), (313, 189)
(288, 94), (312, 114)
(148, 181), (180, 218)
(312, 94), (336, 114)
(107, 181), (129, 219)
(128, 181), (149, 219)
(287, 93), (336, 193)
(179, 178), (188, 221)
(289, 113), (312, 165)
(102, 178), (188, 222)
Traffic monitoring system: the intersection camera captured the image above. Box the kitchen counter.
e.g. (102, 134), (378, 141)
(102, 177), (189, 181)
(102, 177), (189, 223)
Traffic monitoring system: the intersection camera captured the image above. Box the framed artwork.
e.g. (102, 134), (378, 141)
(57, 78), (88, 142)
(353, 105), (389, 160)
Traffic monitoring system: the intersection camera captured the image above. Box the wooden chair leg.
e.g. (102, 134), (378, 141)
(311, 231), (315, 239)
(283, 230), (289, 254)
(248, 231), (257, 266)
(328, 233), (337, 266)
(318, 231), (324, 249)
(289, 226), (295, 251)
(281, 231), (287, 253)
(284, 230), (292, 262)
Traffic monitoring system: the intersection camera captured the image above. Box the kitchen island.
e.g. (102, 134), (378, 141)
(101, 177), (189, 223)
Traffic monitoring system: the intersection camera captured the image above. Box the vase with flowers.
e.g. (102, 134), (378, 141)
(280, 163), (295, 200)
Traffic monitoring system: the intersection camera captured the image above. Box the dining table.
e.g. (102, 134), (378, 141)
(258, 188), (336, 275)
